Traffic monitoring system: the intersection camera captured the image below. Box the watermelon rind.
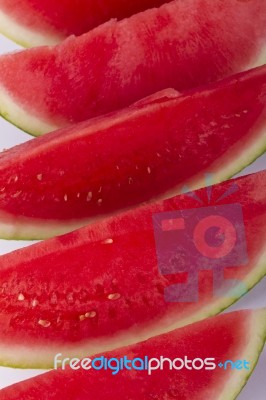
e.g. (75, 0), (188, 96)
(0, 85), (58, 137)
(0, 8), (62, 47)
(218, 308), (266, 400)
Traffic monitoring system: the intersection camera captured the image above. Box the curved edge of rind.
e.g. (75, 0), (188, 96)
(0, 8), (63, 47)
(219, 308), (266, 400)
(0, 213), (95, 240)
(0, 84), (59, 137)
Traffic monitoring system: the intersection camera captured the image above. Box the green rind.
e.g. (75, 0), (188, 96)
(0, 26), (34, 49)
(0, 109), (38, 136)
(219, 309), (266, 400)
(0, 249), (265, 369)
(0, 84), (59, 137)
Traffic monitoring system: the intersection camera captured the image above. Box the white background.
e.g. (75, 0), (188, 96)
(0, 34), (265, 398)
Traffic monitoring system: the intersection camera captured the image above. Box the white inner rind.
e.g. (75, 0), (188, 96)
(0, 84), (59, 137)
(0, 211), (96, 241)
(0, 8), (63, 47)
(0, 246), (265, 369)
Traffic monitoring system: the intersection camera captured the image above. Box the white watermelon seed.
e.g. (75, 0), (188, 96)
(85, 311), (97, 318)
(108, 293), (121, 300)
(32, 299), (39, 307)
(9, 175), (18, 183)
(12, 191), (22, 198)
(38, 319), (51, 328)
(87, 192), (92, 201)
(102, 238), (114, 244)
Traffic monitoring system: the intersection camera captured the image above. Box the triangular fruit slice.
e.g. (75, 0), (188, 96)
(0, 0), (168, 47)
(0, 170), (265, 368)
(1, 309), (266, 399)
(0, 65), (265, 240)
(0, 0), (265, 135)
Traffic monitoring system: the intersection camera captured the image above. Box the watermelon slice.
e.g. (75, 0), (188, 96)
(0, 0), (265, 136)
(1, 310), (266, 399)
(0, 0), (168, 47)
(0, 66), (266, 240)
(0, 170), (265, 368)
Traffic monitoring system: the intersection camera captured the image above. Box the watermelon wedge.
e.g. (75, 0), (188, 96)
(0, 66), (266, 240)
(0, 0), (265, 136)
(1, 310), (266, 399)
(0, 0), (168, 47)
(0, 170), (265, 368)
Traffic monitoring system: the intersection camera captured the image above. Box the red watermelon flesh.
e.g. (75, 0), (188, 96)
(1, 310), (266, 399)
(0, 66), (265, 240)
(0, 170), (265, 368)
(0, 0), (169, 47)
(0, 0), (265, 135)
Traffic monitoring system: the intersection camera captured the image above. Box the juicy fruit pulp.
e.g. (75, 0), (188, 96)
(0, 66), (266, 240)
(1, 310), (266, 399)
(0, 0), (265, 135)
(0, 170), (265, 368)
(0, 0), (169, 47)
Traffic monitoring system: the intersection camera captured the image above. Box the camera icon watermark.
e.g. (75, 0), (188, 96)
(153, 181), (248, 302)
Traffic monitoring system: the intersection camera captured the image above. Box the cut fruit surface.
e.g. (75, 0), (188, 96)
(0, 0), (265, 135)
(1, 309), (266, 399)
(0, 0), (168, 47)
(0, 66), (266, 240)
(0, 170), (265, 368)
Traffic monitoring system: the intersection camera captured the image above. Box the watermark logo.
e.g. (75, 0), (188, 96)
(54, 354), (250, 375)
(153, 175), (248, 302)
